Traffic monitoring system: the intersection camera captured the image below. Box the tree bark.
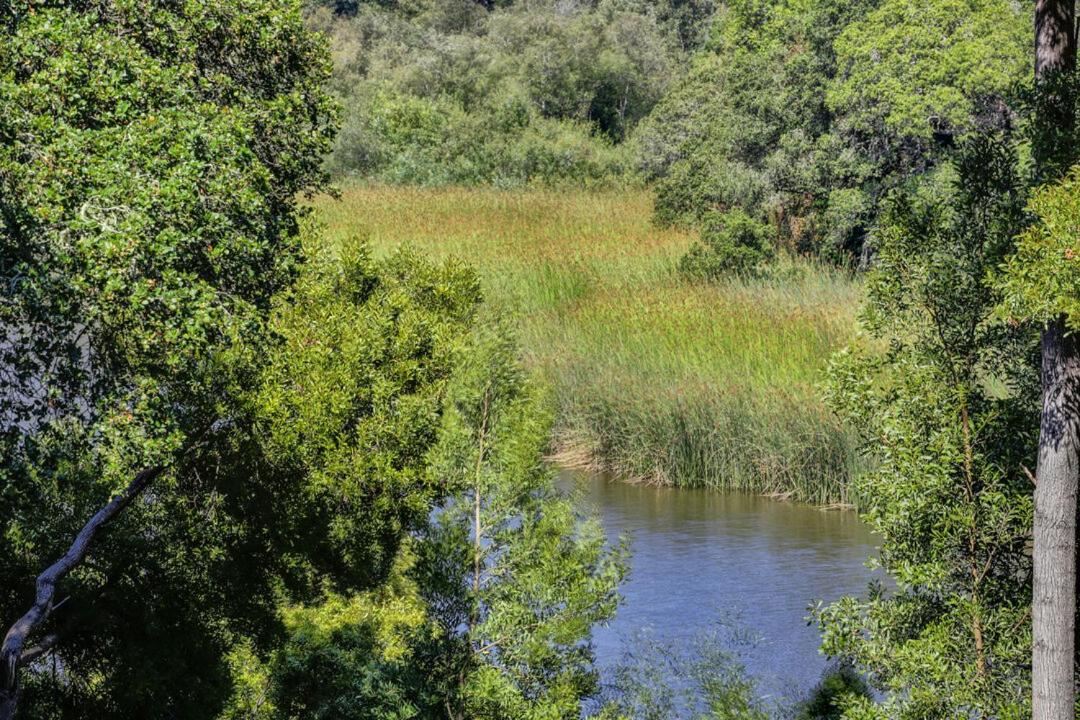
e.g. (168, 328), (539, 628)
(0, 466), (164, 720)
(1033, 317), (1080, 720)
(1032, 2), (1079, 717)
(1036, 0), (1077, 80)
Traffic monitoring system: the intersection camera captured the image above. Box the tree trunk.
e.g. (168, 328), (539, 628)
(1037, 0), (1077, 81)
(1033, 316), (1080, 720)
(1032, 3), (1078, 717)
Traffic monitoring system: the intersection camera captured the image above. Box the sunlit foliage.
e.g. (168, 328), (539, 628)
(816, 138), (1038, 718)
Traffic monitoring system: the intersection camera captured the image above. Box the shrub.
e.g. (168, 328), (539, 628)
(326, 84), (630, 187)
(653, 154), (770, 226)
(819, 187), (872, 262)
(679, 209), (776, 279)
(317, 0), (688, 187)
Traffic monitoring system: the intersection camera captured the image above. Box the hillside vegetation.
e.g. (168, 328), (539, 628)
(309, 0), (1030, 266)
(313, 187), (862, 503)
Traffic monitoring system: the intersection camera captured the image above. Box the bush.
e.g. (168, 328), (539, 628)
(819, 187), (872, 262)
(317, 0), (690, 187)
(679, 209), (776, 279)
(325, 84), (631, 186)
(653, 154), (770, 226)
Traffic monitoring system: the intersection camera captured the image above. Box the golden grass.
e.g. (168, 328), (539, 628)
(312, 185), (863, 503)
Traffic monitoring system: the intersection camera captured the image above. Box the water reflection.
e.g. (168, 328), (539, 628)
(562, 471), (878, 699)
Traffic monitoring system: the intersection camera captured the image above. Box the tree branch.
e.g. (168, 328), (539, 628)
(1, 465), (166, 695)
(17, 632), (63, 668)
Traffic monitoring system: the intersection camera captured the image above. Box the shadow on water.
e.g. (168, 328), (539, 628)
(560, 470), (879, 701)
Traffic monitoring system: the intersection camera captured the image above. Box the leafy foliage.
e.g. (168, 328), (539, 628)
(829, 0), (1027, 146)
(999, 166), (1080, 329)
(640, 0), (1028, 265)
(0, 2), (501, 715)
(815, 138), (1038, 718)
(217, 318), (629, 720)
(254, 237), (481, 590)
(0, 1), (341, 715)
(219, 546), (442, 720)
(308, 0), (701, 185)
(418, 320), (628, 719)
(679, 209), (776, 279)
(637, 0), (876, 240)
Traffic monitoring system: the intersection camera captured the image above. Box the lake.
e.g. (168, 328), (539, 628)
(563, 470), (878, 704)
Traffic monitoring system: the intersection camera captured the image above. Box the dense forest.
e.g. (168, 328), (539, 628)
(2, 0), (1080, 718)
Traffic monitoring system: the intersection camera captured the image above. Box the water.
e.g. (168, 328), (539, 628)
(564, 471), (878, 701)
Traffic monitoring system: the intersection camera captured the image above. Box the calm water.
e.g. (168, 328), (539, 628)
(563, 471), (878, 700)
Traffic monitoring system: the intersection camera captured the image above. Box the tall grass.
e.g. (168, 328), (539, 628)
(312, 186), (864, 504)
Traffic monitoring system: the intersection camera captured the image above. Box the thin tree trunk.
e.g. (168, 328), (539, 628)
(468, 390), (490, 638)
(1033, 318), (1080, 719)
(0, 466), (164, 720)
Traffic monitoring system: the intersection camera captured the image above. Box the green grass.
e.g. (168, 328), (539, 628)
(312, 186), (864, 504)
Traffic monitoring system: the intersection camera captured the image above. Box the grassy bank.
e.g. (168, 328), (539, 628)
(312, 187), (863, 504)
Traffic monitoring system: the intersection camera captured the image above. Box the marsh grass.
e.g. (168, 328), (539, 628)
(312, 186), (864, 504)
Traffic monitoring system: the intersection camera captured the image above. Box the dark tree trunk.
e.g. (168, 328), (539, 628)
(0, 686), (17, 720)
(1037, 0), (1078, 80)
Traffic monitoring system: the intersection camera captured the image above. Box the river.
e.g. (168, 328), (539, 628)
(563, 470), (878, 703)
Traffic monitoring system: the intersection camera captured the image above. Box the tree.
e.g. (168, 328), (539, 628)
(0, 1), (333, 715)
(635, 0), (882, 253)
(998, 166), (1080, 720)
(0, 2), (480, 717)
(209, 318), (624, 720)
(636, 0), (1029, 263)
(218, 543), (442, 720)
(828, 0), (1027, 158)
(417, 320), (627, 720)
(816, 139), (1038, 718)
(1026, 1), (1080, 716)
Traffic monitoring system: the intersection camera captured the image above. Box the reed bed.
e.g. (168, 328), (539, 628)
(312, 186), (864, 504)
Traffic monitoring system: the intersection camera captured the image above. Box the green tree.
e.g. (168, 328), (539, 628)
(417, 321), (627, 720)
(1006, 0), (1080, 715)
(638, 0), (1030, 263)
(0, 1), (334, 715)
(636, 0), (878, 254)
(218, 544), (443, 720)
(1000, 164), (1080, 720)
(816, 139), (1038, 718)
(828, 0), (1028, 153)
(0, 2), (482, 717)
(999, 108), (1080, 720)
